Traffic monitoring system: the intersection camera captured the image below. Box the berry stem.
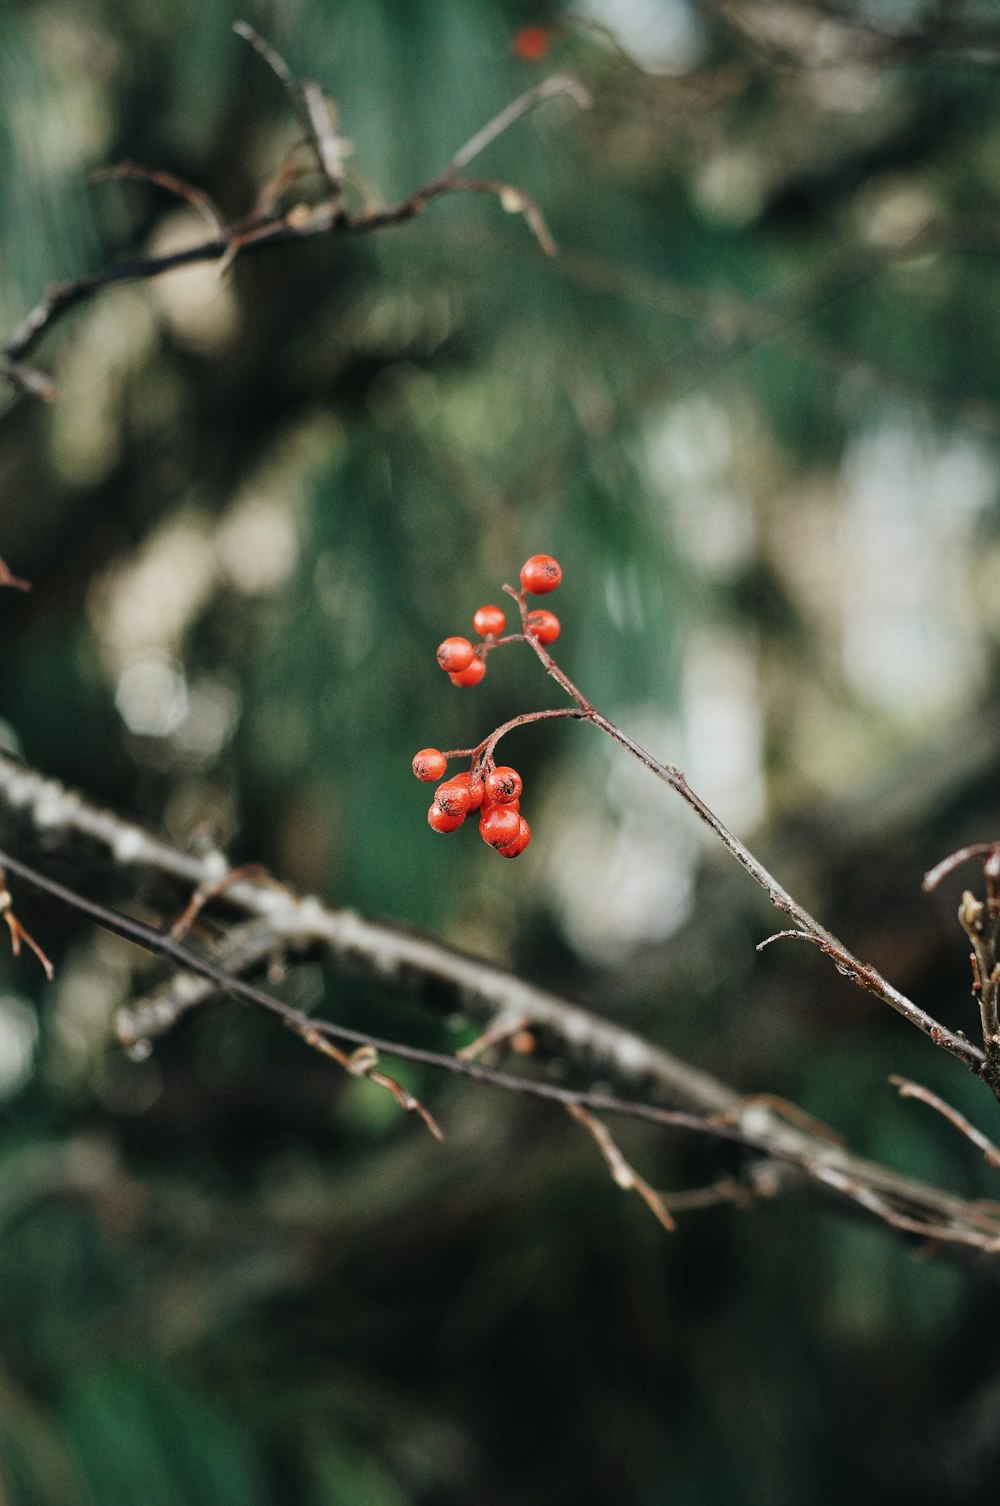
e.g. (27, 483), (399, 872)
(477, 707), (584, 770)
(503, 583), (595, 714)
(478, 633), (526, 657)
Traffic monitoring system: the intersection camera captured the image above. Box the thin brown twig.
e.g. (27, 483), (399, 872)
(566, 1102), (677, 1231)
(169, 862), (291, 940)
(90, 161), (224, 233)
(890, 1075), (1000, 1171)
(0, 873), (54, 981)
(655, 1176), (753, 1213)
(298, 1029), (443, 1142)
(0, 557), (31, 592)
(457, 1015), (532, 1061)
(923, 843), (1000, 893)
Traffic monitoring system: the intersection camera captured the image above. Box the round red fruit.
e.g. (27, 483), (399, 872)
(436, 636), (475, 673)
(479, 805), (521, 850)
(526, 609), (560, 644)
(453, 771), (484, 811)
(412, 748), (447, 782)
(484, 766), (522, 805)
(498, 817), (531, 857)
(449, 657), (487, 687)
(428, 803), (464, 834)
(473, 604), (506, 637)
(519, 554), (562, 594)
(513, 24), (551, 62)
(434, 778), (472, 820)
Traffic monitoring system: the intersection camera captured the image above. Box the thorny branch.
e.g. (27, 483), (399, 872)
(0, 24), (590, 401)
(0, 759), (999, 1259)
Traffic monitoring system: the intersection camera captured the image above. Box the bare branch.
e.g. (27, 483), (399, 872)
(502, 583), (987, 1080)
(1, 51), (588, 394)
(1, 771), (999, 1259)
(0, 752), (731, 1115)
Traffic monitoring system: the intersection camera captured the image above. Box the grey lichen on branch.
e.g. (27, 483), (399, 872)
(1, 754), (999, 1259)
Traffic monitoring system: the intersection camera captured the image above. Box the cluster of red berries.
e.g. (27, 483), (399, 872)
(414, 554), (564, 859)
(433, 555), (562, 690)
(413, 751), (531, 857)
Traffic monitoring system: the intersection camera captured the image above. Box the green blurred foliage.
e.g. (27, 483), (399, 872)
(3, 0), (1000, 1502)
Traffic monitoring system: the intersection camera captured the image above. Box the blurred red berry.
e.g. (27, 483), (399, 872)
(435, 778), (473, 819)
(473, 604), (506, 637)
(513, 24), (551, 61)
(428, 803), (465, 833)
(484, 766), (522, 805)
(526, 608), (560, 644)
(412, 748), (447, 782)
(498, 816), (531, 857)
(519, 554), (562, 594)
(437, 636), (476, 673)
(449, 658), (487, 687)
(480, 805), (521, 850)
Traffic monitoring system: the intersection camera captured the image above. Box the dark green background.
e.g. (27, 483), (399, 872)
(2, 1), (1000, 1501)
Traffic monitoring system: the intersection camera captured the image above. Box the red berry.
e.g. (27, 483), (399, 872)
(526, 609), (560, 645)
(513, 24), (551, 62)
(449, 657), (487, 687)
(498, 816), (531, 857)
(484, 766), (522, 806)
(434, 778), (472, 820)
(479, 805), (521, 850)
(428, 803), (464, 834)
(453, 771), (484, 811)
(437, 636), (475, 673)
(519, 554), (562, 594)
(412, 748), (447, 782)
(473, 604), (506, 637)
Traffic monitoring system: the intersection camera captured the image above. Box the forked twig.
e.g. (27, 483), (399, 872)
(169, 863), (292, 940)
(300, 1028), (443, 1141)
(233, 22), (345, 193)
(2, 27), (589, 396)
